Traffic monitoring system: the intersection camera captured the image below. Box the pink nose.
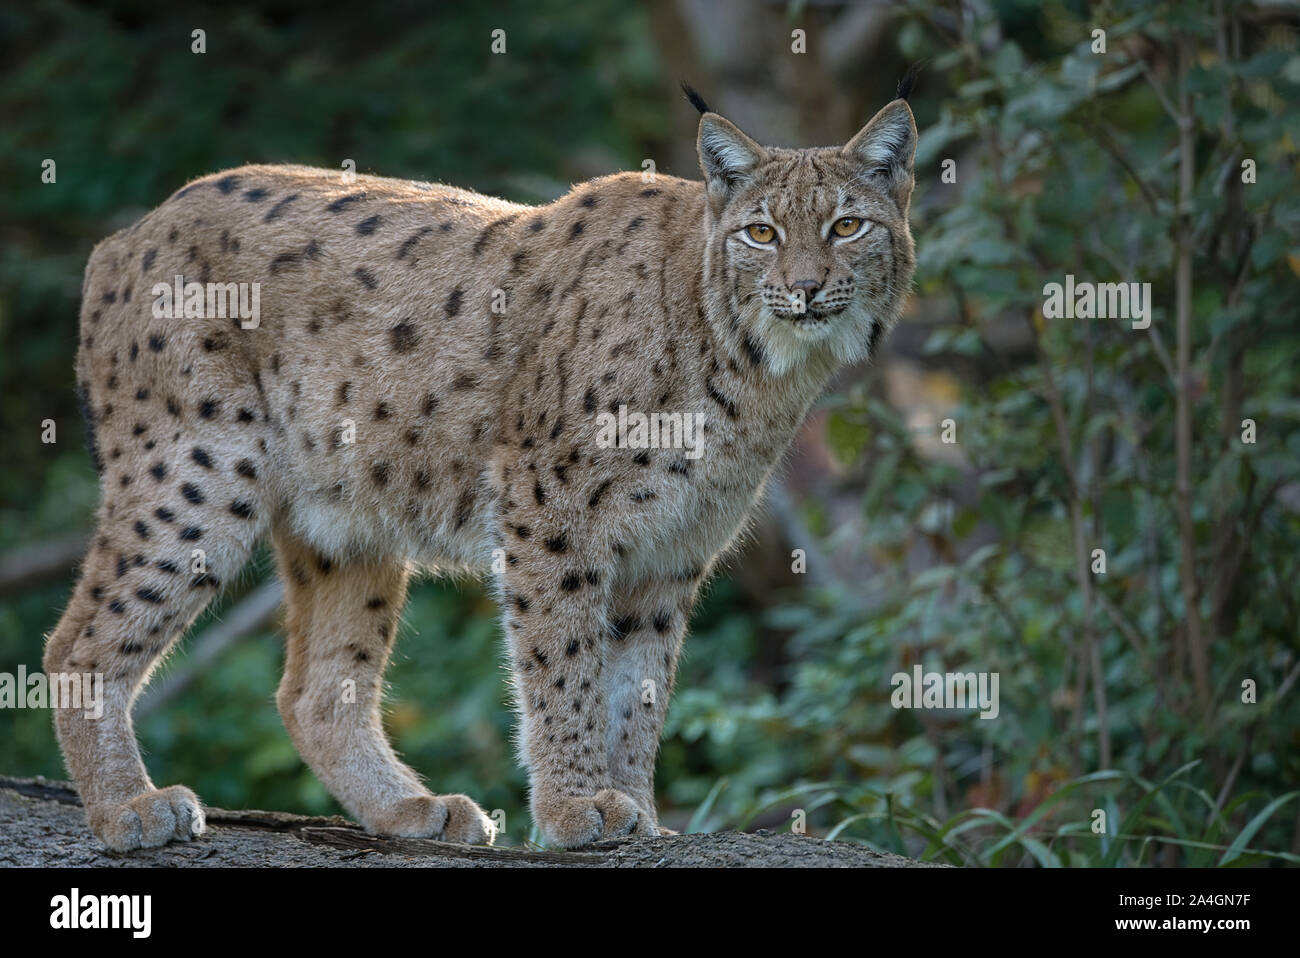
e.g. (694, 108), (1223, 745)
(791, 279), (822, 298)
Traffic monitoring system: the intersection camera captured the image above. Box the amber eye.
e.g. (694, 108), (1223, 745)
(745, 223), (777, 244)
(833, 216), (863, 238)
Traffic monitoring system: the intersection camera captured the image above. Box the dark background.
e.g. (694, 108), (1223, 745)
(2, 0), (1298, 864)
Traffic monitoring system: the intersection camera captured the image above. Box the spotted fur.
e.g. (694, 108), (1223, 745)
(45, 95), (916, 850)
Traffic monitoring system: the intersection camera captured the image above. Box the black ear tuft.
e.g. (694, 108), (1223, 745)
(896, 62), (922, 101)
(681, 82), (711, 115)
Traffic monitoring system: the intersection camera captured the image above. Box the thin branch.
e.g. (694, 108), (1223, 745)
(1085, 119), (1164, 213)
(1139, 58), (1183, 125)
(0, 533), (87, 594)
(1172, 32), (1212, 718)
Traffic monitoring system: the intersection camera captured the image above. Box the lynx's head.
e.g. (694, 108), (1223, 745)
(692, 87), (917, 376)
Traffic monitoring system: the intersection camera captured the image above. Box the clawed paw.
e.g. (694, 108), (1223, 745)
(365, 793), (497, 845)
(533, 788), (660, 849)
(86, 785), (206, 852)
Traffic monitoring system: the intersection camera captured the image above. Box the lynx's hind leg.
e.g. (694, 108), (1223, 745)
(271, 529), (496, 844)
(44, 439), (270, 850)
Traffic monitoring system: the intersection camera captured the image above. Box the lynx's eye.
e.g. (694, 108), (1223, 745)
(832, 216), (864, 238)
(745, 223), (777, 245)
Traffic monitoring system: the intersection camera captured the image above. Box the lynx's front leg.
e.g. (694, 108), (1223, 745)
(603, 572), (701, 826)
(500, 515), (657, 848)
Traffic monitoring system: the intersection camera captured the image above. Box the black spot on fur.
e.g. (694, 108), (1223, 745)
(356, 215), (382, 235)
(75, 380), (103, 476)
(390, 321), (419, 353)
(327, 192), (367, 213)
(587, 479), (612, 508)
(705, 379), (738, 418)
(397, 227), (433, 259)
(866, 319), (883, 357)
(265, 193), (299, 221)
(451, 488), (476, 529)
(269, 239), (322, 274)
(473, 214), (519, 255)
(610, 615), (640, 641)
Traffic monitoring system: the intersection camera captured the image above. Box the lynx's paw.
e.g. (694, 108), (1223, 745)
(365, 794), (497, 845)
(534, 788), (661, 849)
(86, 785), (206, 852)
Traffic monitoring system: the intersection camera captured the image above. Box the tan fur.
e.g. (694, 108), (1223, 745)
(44, 98), (916, 849)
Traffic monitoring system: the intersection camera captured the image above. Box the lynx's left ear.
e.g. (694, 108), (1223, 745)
(843, 100), (917, 194)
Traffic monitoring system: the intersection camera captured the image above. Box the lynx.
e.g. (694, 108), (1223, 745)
(44, 86), (916, 850)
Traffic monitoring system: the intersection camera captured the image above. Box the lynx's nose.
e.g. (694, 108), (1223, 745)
(791, 279), (822, 299)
